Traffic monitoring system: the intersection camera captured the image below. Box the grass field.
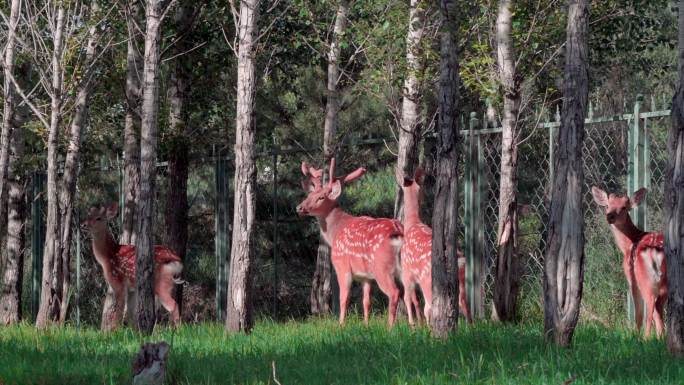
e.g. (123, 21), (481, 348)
(0, 317), (681, 385)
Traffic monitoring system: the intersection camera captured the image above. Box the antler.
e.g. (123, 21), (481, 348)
(328, 157), (366, 185)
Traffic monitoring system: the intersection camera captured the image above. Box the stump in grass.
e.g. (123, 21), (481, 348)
(132, 341), (169, 385)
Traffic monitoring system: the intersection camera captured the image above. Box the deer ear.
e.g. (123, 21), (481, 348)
(327, 179), (342, 200)
(631, 188), (647, 207)
(301, 179), (315, 193)
(591, 186), (609, 207)
(414, 167), (426, 186)
(105, 202), (119, 219)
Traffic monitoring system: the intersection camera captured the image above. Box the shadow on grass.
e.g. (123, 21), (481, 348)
(0, 318), (680, 385)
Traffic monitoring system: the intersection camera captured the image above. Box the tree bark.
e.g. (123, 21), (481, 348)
(226, 0), (259, 333)
(543, 0), (589, 347)
(492, 0), (521, 323)
(431, 0), (461, 339)
(103, 0), (144, 330)
(0, 0), (22, 237)
(0, 119), (25, 325)
(665, 0), (684, 356)
(58, 1), (102, 324)
(36, 5), (67, 328)
(311, 0), (349, 316)
(122, 0), (144, 246)
(395, 0), (426, 219)
(165, 0), (195, 320)
(136, 0), (165, 335)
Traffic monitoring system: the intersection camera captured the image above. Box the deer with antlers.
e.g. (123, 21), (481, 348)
(591, 186), (667, 338)
(82, 203), (184, 327)
(397, 167), (472, 327)
(297, 159), (404, 328)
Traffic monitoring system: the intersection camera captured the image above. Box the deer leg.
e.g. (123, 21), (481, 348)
(411, 288), (423, 325)
(403, 279), (415, 328)
(376, 274), (400, 329)
(654, 294), (666, 338)
(362, 280), (372, 326)
(629, 282), (643, 333)
(643, 295), (656, 339)
(155, 274), (180, 327)
(420, 276), (432, 326)
(459, 288), (472, 324)
(336, 271), (352, 326)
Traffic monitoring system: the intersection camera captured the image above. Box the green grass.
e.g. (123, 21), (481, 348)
(0, 317), (681, 385)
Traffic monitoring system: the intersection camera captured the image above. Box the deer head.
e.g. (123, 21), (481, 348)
(296, 158), (366, 217)
(81, 202), (118, 237)
(591, 186), (646, 225)
(396, 167), (425, 197)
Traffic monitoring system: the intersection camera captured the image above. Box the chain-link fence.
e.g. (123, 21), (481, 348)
(20, 94), (671, 326)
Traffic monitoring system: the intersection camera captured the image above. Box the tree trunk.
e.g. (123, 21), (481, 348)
(0, 0), (21, 237)
(543, 0), (589, 347)
(103, 0), (143, 330)
(492, 0), (521, 323)
(311, 0), (349, 316)
(0, 121), (25, 325)
(58, 1), (102, 324)
(165, 0), (194, 321)
(36, 6), (66, 329)
(431, 0), (461, 339)
(122, 0), (144, 246)
(226, 0), (259, 333)
(136, 0), (165, 335)
(665, 0), (684, 356)
(395, 0), (426, 219)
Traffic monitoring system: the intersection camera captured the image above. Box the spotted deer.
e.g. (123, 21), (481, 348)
(82, 203), (184, 327)
(397, 168), (471, 327)
(297, 159), (404, 328)
(591, 187), (667, 338)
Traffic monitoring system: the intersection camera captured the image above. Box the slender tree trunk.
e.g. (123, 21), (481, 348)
(122, 0), (143, 246)
(226, 0), (259, 333)
(665, 0), (684, 356)
(103, 0), (143, 330)
(0, 121), (25, 325)
(543, 0), (589, 347)
(165, 1), (194, 320)
(395, 0), (426, 219)
(58, 1), (102, 324)
(431, 0), (461, 339)
(136, 0), (165, 335)
(36, 6), (66, 328)
(311, 0), (349, 316)
(0, 0), (21, 235)
(492, 0), (521, 323)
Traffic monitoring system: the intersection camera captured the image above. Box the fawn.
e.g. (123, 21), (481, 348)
(297, 159), (404, 328)
(397, 167), (472, 326)
(82, 203), (184, 327)
(591, 186), (667, 338)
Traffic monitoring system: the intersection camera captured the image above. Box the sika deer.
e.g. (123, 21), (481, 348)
(591, 186), (667, 338)
(82, 203), (184, 327)
(397, 168), (471, 327)
(297, 159), (404, 328)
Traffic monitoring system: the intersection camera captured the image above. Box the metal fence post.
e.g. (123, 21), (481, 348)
(627, 94), (646, 324)
(464, 112), (485, 320)
(31, 172), (46, 322)
(214, 146), (230, 321)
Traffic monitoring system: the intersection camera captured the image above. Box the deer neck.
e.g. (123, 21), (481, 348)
(402, 193), (422, 229)
(609, 216), (646, 255)
(317, 206), (353, 246)
(91, 230), (119, 267)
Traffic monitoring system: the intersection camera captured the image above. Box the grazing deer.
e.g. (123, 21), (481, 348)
(591, 186), (667, 338)
(397, 168), (472, 327)
(297, 159), (404, 328)
(82, 203), (184, 327)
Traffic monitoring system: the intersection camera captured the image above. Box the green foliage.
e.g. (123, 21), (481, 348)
(1, 320), (682, 384)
